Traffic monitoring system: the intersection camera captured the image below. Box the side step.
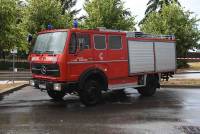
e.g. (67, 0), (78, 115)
(108, 83), (144, 90)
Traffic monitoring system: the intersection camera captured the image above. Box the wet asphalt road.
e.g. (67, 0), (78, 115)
(0, 86), (200, 134)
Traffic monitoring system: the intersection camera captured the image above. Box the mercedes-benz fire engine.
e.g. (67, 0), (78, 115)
(29, 27), (176, 106)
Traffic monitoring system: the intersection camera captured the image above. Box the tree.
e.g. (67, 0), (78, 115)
(26, 0), (72, 35)
(145, 0), (180, 15)
(0, 0), (26, 50)
(60, 0), (80, 17)
(139, 0), (180, 24)
(141, 4), (200, 67)
(83, 0), (136, 30)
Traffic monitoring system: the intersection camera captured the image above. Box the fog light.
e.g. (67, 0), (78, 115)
(54, 83), (61, 91)
(30, 80), (35, 86)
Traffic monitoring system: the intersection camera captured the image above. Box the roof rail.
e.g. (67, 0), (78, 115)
(96, 27), (125, 33)
(126, 32), (175, 40)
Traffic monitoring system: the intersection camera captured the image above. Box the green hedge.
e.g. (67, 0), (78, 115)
(0, 61), (30, 70)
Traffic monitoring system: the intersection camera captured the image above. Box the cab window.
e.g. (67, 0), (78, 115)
(77, 34), (90, 50)
(69, 33), (77, 54)
(108, 35), (122, 49)
(94, 35), (106, 49)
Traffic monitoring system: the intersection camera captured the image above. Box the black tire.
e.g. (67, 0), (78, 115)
(47, 90), (65, 101)
(137, 75), (158, 97)
(79, 79), (102, 106)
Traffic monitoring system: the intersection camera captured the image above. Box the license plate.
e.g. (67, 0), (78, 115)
(39, 83), (46, 89)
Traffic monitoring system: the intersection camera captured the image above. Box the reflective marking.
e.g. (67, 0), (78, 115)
(68, 60), (128, 64)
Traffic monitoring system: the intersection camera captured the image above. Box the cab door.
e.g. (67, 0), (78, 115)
(68, 32), (93, 81)
(106, 34), (128, 78)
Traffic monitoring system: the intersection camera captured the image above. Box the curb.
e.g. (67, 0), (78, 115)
(0, 84), (29, 96)
(176, 71), (200, 74)
(161, 85), (200, 88)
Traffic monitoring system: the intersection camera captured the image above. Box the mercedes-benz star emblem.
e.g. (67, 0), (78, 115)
(41, 65), (47, 74)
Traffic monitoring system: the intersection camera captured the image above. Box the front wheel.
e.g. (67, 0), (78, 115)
(47, 90), (65, 101)
(79, 79), (102, 106)
(137, 74), (158, 97)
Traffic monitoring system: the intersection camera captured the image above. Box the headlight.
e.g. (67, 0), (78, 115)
(54, 83), (61, 91)
(30, 80), (35, 86)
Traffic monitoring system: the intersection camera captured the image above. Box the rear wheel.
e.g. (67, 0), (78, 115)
(79, 79), (102, 106)
(47, 90), (65, 101)
(137, 75), (158, 97)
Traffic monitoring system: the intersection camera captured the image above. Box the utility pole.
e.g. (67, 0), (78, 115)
(11, 48), (17, 84)
(12, 53), (15, 84)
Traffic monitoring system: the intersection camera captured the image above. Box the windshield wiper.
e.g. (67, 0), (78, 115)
(33, 50), (42, 54)
(44, 50), (61, 55)
(44, 50), (55, 54)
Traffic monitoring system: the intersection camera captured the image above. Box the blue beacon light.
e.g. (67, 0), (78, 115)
(47, 23), (53, 30)
(73, 19), (78, 28)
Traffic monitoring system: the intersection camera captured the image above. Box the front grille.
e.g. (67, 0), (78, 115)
(31, 63), (60, 77)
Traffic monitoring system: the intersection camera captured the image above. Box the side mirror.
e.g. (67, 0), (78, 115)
(27, 34), (33, 43)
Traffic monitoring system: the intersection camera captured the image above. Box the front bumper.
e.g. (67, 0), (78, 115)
(30, 79), (78, 93)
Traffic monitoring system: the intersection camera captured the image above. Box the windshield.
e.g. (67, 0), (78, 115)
(33, 32), (68, 54)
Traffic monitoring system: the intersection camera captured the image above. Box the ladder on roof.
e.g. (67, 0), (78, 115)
(126, 32), (175, 40)
(97, 27), (175, 40)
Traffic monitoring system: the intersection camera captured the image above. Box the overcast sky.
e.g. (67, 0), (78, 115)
(75, 0), (200, 26)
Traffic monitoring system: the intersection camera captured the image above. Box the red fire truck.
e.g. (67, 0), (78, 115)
(29, 27), (176, 106)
